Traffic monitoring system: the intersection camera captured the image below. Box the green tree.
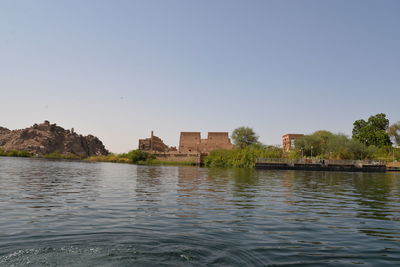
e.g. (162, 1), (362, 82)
(294, 130), (372, 159)
(231, 127), (259, 149)
(352, 113), (392, 147)
(294, 130), (333, 157)
(388, 122), (400, 146)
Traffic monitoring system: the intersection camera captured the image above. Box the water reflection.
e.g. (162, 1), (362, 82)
(229, 169), (261, 211)
(352, 173), (396, 220)
(134, 166), (179, 214)
(177, 166), (203, 194)
(177, 168), (262, 209)
(136, 165), (163, 189)
(175, 167), (204, 219)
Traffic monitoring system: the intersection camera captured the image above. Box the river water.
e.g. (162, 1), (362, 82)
(0, 157), (399, 266)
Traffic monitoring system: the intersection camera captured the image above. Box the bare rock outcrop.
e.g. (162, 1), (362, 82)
(0, 121), (109, 157)
(0, 127), (10, 135)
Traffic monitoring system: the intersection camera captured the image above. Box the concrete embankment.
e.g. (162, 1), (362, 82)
(387, 162), (400, 172)
(255, 159), (388, 173)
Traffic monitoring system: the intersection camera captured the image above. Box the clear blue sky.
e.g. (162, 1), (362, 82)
(1, 0), (399, 153)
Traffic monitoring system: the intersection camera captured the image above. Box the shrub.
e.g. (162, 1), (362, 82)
(0, 149), (32, 157)
(204, 145), (283, 168)
(87, 150), (155, 164)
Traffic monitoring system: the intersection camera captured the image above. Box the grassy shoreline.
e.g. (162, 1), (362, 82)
(0, 149), (32, 158)
(86, 154), (196, 166)
(0, 150), (196, 166)
(1, 147), (398, 168)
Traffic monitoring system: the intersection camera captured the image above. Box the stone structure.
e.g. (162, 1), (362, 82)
(138, 131), (176, 152)
(137, 131), (233, 165)
(179, 132), (234, 153)
(0, 121), (109, 157)
(282, 134), (304, 152)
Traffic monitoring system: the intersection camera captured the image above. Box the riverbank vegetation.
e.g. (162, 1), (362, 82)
(293, 130), (399, 161)
(0, 148), (194, 166)
(203, 126), (278, 168)
(204, 144), (283, 168)
(291, 114), (399, 161)
(87, 150), (155, 164)
(87, 151), (196, 166)
(0, 149), (89, 160)
(203, 135), (400, 168)
(0, 149), (86, 160)
(0, 148), (32, 157)
(204, 114), (399, 168)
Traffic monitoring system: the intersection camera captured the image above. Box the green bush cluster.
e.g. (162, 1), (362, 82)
(120, 150), (155, 163)
(294, 131), (399, 161)
(203, 144), (283, 168)
(87, 149), (155, 164)
(294, 131), (371, 159)
(368, 146), (400, 161)
(0, 148), (32, 157)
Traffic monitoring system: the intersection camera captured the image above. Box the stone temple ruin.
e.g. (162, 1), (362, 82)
(138, 131), (177, 153)
(138, 131), (234, 163)
(179, 132), (234, 153)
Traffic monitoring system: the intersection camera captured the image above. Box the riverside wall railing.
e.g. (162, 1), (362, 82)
(255, 158), (386, 167)
(254, 158), (388, 172)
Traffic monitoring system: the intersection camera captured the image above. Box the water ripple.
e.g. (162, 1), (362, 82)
(0, 158), (400, 266)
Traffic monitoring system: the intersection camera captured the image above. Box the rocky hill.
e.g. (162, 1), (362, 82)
(0, 121), (109, 157)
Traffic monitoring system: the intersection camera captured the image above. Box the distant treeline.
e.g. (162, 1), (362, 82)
(204, 114), (400, 168)
(292, 130), (399, 160)
(203, 140), (400, 169)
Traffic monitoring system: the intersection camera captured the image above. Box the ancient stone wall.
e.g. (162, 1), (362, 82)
(179, 132), (201, 153)
(179, 132), (234, 153)
(201, 132), (234, 152)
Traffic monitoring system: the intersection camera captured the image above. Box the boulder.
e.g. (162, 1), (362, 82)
(0, 121), (109, 157)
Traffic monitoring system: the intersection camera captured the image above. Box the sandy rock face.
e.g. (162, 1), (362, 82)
(0, 127), (10, 135)
(0, 121), (109, 157)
